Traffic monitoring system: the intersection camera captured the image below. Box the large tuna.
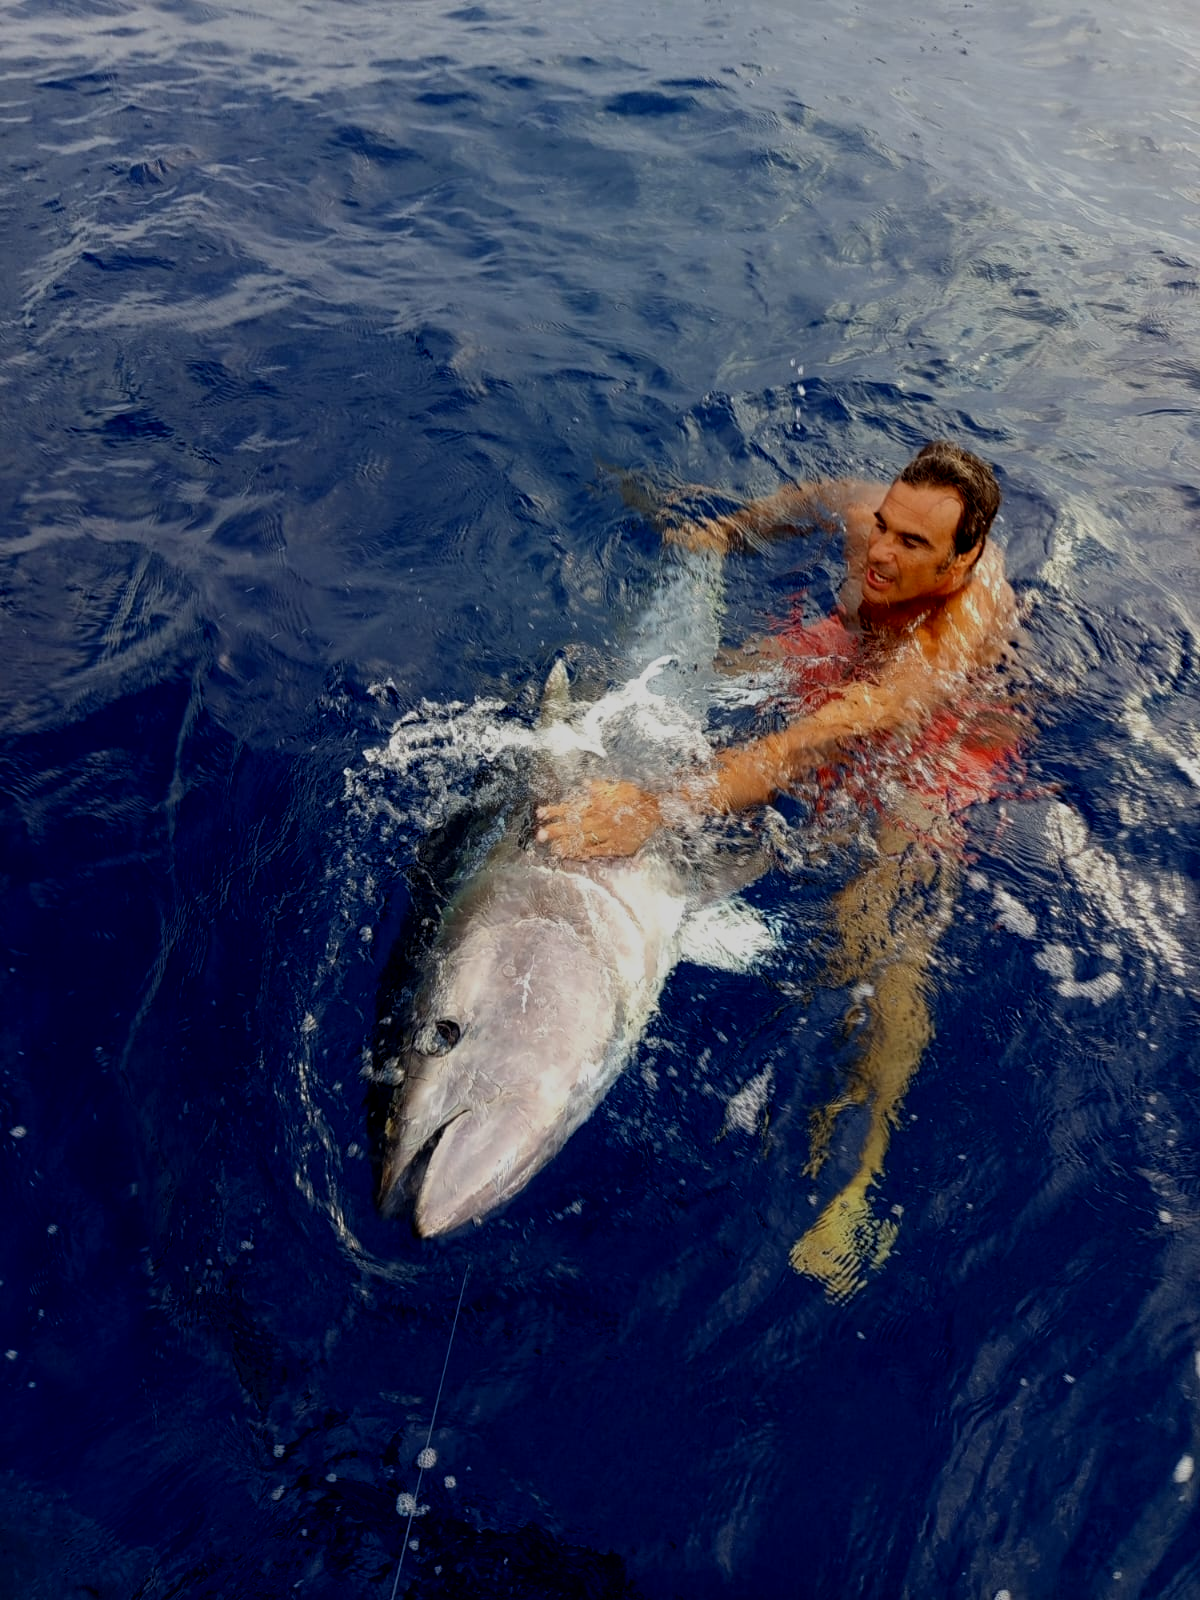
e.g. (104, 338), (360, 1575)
(375, 552), (774, 1235)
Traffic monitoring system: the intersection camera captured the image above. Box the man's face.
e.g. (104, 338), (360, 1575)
(863, 480), (973, 608)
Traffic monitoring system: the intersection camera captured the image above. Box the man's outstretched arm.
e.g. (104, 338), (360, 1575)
(535, 621), (974, 860)
(662, 477), (884, 554)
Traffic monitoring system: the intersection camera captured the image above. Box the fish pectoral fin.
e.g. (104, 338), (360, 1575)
(677, 896), (776, 973)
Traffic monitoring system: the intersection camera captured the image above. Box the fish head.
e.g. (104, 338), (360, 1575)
(377, 889), (622, 1235)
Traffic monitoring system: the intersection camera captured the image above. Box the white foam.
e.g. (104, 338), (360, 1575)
(1057, 971), (1122, 1004)
(1044, 802), (1190, 980)
(1034, 942), (1075, 980)
(678, 897), (775, 972)
(342, 696), (517, 840)
(348, 652), (717, 849)
(560, 653), (710, 766)
(993, 887), (1037, 940)
(1033, 943), (1122, 1003)
(1123, 702), (1200, 789)
(1037, 496), (1124, 596)
(723, 1069), (773, 1135)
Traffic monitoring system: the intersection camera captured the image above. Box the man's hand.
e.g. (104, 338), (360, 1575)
(659, 513), (738, 555)
(650, 482), (742, 554)
(536, 779), (663, 859)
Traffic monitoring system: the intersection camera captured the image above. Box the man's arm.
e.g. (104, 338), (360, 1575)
(537, 564), (1008, 859)
(662, 477), (884, 555)
(535, 642), (940, 857)
(537, 653), (948, 857)
(708, 560), (1014, 801)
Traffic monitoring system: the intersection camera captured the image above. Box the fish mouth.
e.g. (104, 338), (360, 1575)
(414, 1100), (550, 1239)
(412, 1109), (493, 1238)
(376, 1103), (470, 1227)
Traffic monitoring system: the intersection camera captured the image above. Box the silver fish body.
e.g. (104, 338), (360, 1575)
(375, 552), (771, 1234)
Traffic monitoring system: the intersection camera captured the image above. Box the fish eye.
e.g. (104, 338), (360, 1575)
(435, 1018), (462, 1050)
(412, 1017), (463, 1055)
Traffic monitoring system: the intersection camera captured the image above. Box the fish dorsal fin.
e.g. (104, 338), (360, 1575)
(677, 896), (775, 973)
(539, 658), (572, 725)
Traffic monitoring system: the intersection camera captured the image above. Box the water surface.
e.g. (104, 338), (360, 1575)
(2, 1), (1198, 1595)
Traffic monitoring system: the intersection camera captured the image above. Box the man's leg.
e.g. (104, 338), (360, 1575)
(790, 804), (957, 1299)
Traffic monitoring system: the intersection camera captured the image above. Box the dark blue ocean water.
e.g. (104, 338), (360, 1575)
(2, 1), (1199, 1595)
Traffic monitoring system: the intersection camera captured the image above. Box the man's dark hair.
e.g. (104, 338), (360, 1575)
(898, 440), (1001, 557)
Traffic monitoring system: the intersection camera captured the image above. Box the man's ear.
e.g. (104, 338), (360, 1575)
(938, 545), (972, 577)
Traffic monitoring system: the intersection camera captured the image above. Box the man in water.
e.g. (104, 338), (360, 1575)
(536, 440), (1020, 1299)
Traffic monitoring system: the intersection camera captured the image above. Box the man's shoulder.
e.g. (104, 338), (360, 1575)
(964, 542), (1013, 622)
(926, 544), (1015, 666)
(975, 540), (1008, 582)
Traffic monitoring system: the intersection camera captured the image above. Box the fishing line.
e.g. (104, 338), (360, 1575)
(389, 1262), (470, 1598)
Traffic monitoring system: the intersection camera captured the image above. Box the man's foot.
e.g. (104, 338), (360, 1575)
(789, 1188), (899, 1302)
